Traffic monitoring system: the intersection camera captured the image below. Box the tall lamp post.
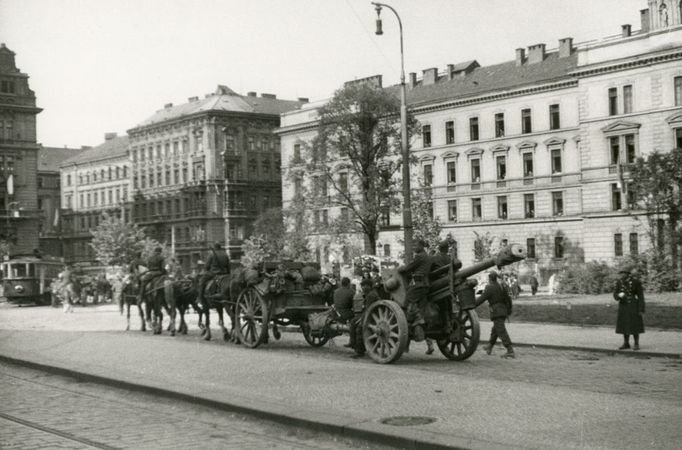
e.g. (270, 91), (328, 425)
(372, 2), (413, 261)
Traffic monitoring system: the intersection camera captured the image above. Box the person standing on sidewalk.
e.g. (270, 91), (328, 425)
(529, 274), (539, 296)
(614, 265), (645, 350)
(476, 271), (514, 358)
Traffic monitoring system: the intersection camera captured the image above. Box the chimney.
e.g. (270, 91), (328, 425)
(297, 97), (309, 103)
(559, 38), (573, 58)
(640, 9), (650, 33)
(447, 64), (456, 80)
(260, 93), (276, 99)
(527, 43), (546, 64)
(247, 91), (257, 97)
(422, 67), (438, 86)
(164, 103), (173, 108)
(515, 48), (525, 66)
(409, 72), (417, 88)
(188, 96), (199, 102)
(104, 132), (117, 141)
(622, 24), (632, 37)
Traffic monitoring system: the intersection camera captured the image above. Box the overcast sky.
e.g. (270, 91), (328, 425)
(1, 0), (646, 148)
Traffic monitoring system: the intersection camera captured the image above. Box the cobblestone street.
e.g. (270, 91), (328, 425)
(1, 303), (681, 449)
(0, 363), (385, 450)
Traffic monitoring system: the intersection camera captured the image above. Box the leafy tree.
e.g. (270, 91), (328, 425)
(240, 207), (310, 267)
(139, 237), (172, 263)
(296, 81), (419, 255)
(630, 147), (682, 275)
(90, 213), (146, 266)
(411, 186), (442, 252)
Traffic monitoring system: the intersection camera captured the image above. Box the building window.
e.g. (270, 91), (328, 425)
(294, 178), (302, 196)
(445, 121), (455, 144)
(446, 161), (456, 184)
(494, 113), (505, 138)
(675, 76), (682, 106)
(552, 191), (564, 216)
(423, 163), (433, 186)
(496, 155), (506, 180)
(380, 208), (390, 226)
(497, 196), (508, 219)
(448, 200), (457, 222)
(614, 233), (624, 257)
(66, 175), (71, 186)
(524, 194), (535, 218)
(551, 149), (562, 174)
(527, 238), (536, 259)
(521, 109), (532, 134)
(554, 236), (564, 258)
(422, 125), (431, 147)
(549, 104), (560, 130)
(608, 87), (618, 116)
(609, 136), (620, 165)
(523, 152), (534, 178)
(293, 144), (301, 162)
(340, 207), (349, 222)
(469, 117), (479, 141)
(611, 183), (622, 211)
(623, 85), (633, 114)
(165, 170), (171, 185)
(472, 198), (482, 221)
(676, 128), (682, 149)
(629, 233), (639, 255)
(339, 172), (348, 193)
(383, 244), (391, 258)
(0, 79), (16, 94)
(470, 159), (481, 183)
(625, 135), (636, 163)
(321, 209), (328, 226)
(320, 177), (328, 197)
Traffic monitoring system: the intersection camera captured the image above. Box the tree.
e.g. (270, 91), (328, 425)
(297, 81), (419, 255)
(411, 186), (442, 252)
(89, 213), (146, 266)
(630, 148), (682, 274)
(240, 207), (310, 267)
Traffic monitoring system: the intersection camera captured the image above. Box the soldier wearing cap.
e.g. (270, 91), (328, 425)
(477, 271), (515, 358)
(613, 264), (645, 350)
(139, 247), (166, 304)
(197, 243), (231, 307)
(397, 239), (432, 342)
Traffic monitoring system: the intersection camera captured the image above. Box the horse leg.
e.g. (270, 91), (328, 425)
(126, 302), (131, 331)
(217, 306), (229, 341)
(179, 307), (188, 334)
(164, 281), (176, 337)
(203, 301), (212, 341)
(144, 293), (153, 332)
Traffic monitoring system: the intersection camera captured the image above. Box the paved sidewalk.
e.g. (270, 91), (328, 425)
(479, 321), (682, 357)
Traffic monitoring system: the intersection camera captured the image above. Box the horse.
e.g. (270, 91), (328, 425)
(119, 276), (148, 331)
(197, 269), (244, 342)
(165, 278), (200, 335)
(141, 274), (177, 336)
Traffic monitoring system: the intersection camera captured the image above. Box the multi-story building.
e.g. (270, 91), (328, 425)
(127, 85), (305, 272)
(278, 0), (682, 279)
(59, 134), (130, 264)
(0, 43), (42, 257)
(37, 145), (88, 257)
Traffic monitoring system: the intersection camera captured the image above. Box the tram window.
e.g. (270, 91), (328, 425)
(11, 264), (27, 277)
(28, 264), (36, 277)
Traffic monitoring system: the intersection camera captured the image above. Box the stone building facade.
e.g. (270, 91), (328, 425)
(0, 43), (42, 257)
(278, 1), (682, 279)
(59, 134), (130, 264)
(127, 85), (304, 272)
(37, 145), (87, 257)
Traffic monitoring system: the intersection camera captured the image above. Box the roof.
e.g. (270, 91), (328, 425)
(59, 136), (129, 167)
(132, 85), (304, 129)
(38, 146), (88, 172)
(403, 52), (578, 107)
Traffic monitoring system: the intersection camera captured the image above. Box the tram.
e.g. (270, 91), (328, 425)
(1, 256), (63, 305)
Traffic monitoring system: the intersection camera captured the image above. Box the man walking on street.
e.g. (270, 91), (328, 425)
(476, 271), (515, 358)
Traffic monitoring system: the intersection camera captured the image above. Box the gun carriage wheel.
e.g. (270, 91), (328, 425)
(300, 323), (330, 347)
(437, 309), (480, 361)
(362, 300), (409, 364)
(234, 287), (269, 348)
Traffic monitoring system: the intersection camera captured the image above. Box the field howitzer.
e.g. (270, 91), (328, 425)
(359, 244), (526, 364)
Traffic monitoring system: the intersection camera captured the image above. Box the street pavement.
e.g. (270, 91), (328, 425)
(1, 303), (681, 449)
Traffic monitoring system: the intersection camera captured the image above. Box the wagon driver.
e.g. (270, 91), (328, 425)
(197, 243), (231, 307)
(397, 239), (431, 342)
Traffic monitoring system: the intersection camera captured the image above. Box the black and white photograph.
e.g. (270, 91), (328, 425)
(1, 0), (681, 448)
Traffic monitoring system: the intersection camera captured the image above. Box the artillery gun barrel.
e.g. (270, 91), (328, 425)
(454, 244), (526, 283)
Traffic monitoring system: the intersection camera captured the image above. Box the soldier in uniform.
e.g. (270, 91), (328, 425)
(139, 247), (166, 304)
(614, 264), (645, 350)
(397, 239), (432, 342)
(476, 271), (515, 358)
(332, 277), (355, 348)
(431, 241), (452, 269)
(349, 278), (382, 358)
(197, 243), (230, 306)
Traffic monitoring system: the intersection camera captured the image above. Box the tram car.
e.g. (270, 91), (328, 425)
(1, 256), (63, 305)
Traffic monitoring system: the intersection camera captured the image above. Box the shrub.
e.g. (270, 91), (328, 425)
(557, 261), (618, 295)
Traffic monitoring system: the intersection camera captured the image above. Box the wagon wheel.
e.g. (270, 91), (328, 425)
(234, 287), (269, 348)
(300, 322), (330, 347)
(362, 300), (408, 364)
(437, 309), (480, 361)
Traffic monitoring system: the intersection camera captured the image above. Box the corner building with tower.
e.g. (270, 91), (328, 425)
(278, 1), (682, 280)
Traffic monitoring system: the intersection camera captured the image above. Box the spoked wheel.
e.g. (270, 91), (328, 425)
(235, 287), (269, 348)
(437, 309), (480, 361)
(362, 300), (408, 364)
(300, 322), (330, 347)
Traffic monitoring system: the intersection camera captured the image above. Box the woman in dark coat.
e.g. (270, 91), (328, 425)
(613, 265), (645, 350)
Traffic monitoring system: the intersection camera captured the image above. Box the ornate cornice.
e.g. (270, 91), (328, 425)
(570, 49), (682, 78)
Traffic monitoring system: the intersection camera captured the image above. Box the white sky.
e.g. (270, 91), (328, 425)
(1, 0), (646, 148)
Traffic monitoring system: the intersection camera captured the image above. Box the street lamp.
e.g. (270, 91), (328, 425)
(372, 2), (414, 261)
